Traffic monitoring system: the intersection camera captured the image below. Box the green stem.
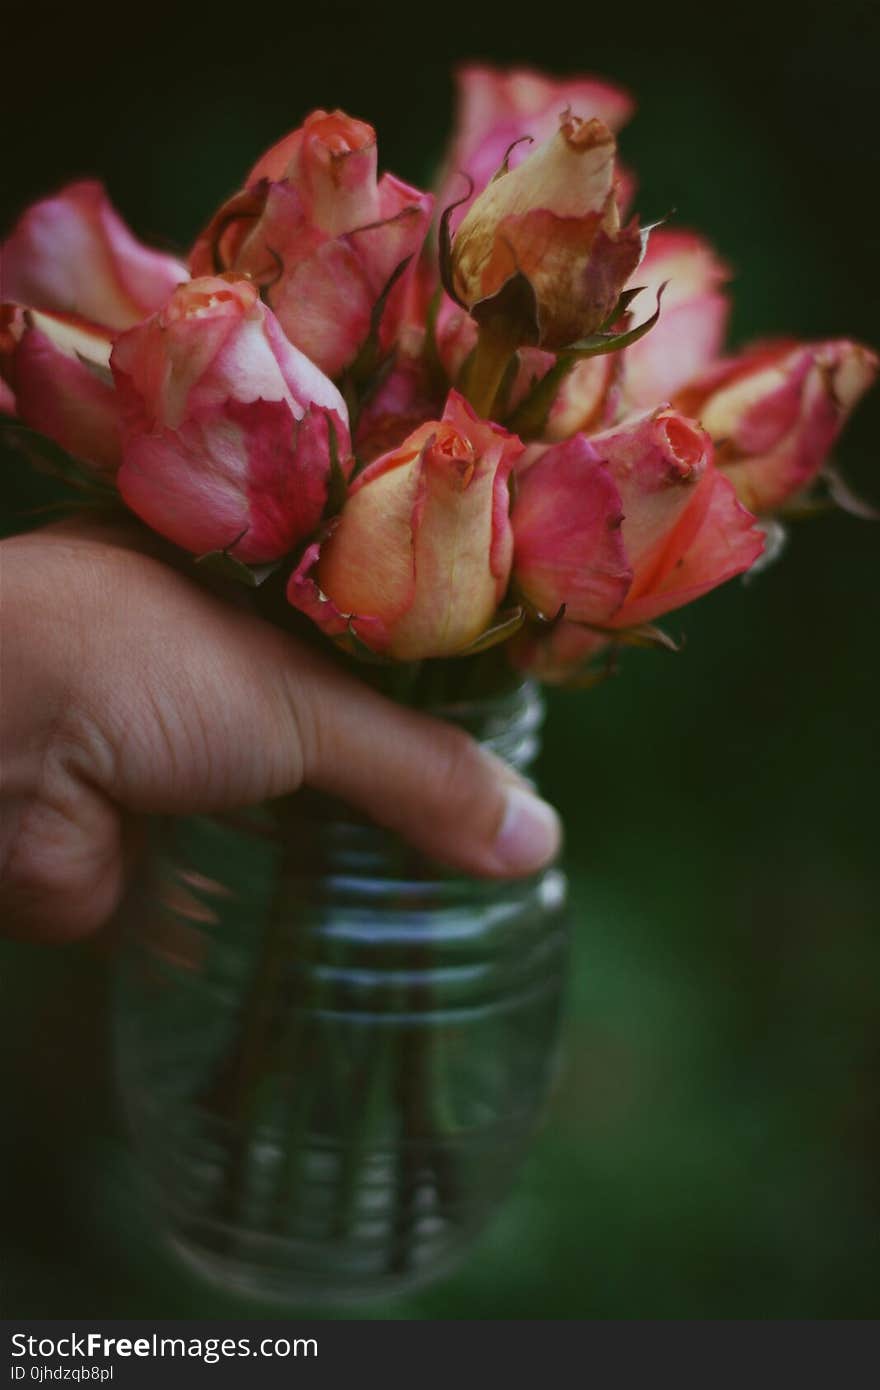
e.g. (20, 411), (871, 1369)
(461, 321), (518, 419)
(507, 354), (576, 440)
(195, 798), (305, 1235)
(331, 986), (396, 1241)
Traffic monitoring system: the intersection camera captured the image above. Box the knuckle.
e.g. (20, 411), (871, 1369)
(1, 799), (93, 939)
(1, 762), (121, 941)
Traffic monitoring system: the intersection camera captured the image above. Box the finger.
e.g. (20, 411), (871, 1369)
(289, 651), (562, 878)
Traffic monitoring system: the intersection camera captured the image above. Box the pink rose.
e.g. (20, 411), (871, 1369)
(1, 180), (186, 330)
(289, 391), (521, 660)
(438, 64), (634, 233)
(450, 113), (643, 351)
(512, 407), (765, 680)
(1, 181), (187, 469)
(1, 305), (120, 471)
(112, 276), (351, 563)
(593, 409), (762, 627)
(676, 338), (878, 512)
(190, 110), (433, 380)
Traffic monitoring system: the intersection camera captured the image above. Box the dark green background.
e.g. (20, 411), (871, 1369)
(2, 0), (878, 1318)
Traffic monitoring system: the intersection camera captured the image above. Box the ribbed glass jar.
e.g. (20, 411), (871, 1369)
(113, 681), (569, 1303)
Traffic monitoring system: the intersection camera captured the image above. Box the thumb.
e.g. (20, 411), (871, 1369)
(288, 649), (562, 879)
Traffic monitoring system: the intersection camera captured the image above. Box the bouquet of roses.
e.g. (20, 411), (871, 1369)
(4, 67), (874, 688)
(2, 65), (876, 1298)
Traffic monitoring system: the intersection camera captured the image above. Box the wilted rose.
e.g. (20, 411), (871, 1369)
(438, 64), (634, 233)
(112, 276), (351, 562)
(288, 391), (521, 660)
(449, 113), (642, 352)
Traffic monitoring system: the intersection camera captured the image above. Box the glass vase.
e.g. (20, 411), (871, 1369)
(113, 679), (569, 1303)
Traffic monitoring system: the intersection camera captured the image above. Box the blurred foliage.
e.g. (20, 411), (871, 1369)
(1, 0), (878, 1318)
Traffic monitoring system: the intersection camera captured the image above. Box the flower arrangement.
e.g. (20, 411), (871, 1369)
(3, 65), (875, 690)
(3, 64), (876, 1298)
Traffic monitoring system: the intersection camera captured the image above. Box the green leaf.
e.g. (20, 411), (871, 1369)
(337, 622), (395, 665)
(556, 616), (681, 689)
(358, 253), (414, 375)
(0, 421), (117, 499)
(341, 250), (416, 423)
(323, 414), (349, 516)
(564, 281), (667, 357)
(453, 607), (526, 657)
(194, 548), (261, 587)
(438, 177), (473, 309)
(471, 269), (539, 344)
(596, 285), (646, 331)
(588, 619), (684, 653)
(491, 135), (534, 181)
(194, 540), (283, 588)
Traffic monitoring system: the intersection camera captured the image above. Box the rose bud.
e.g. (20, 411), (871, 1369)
(112, 276), (351, 563)
(591, 409), (763, 627)
(1, 180), (186, 330)
(1, 304), (120, 471)
(288, 391), (521, 660)
(450, 112), (642, 353)
(438, 64), (634, 234)
(510, 407), (764, 681)
(190, 110), (433, 380)
(675, 338), (878, 513)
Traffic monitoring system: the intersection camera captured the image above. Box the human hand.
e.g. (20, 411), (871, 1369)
(0, 523), (561, 941)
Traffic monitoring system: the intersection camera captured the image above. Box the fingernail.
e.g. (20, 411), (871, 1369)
(492, 785), (562, 875)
